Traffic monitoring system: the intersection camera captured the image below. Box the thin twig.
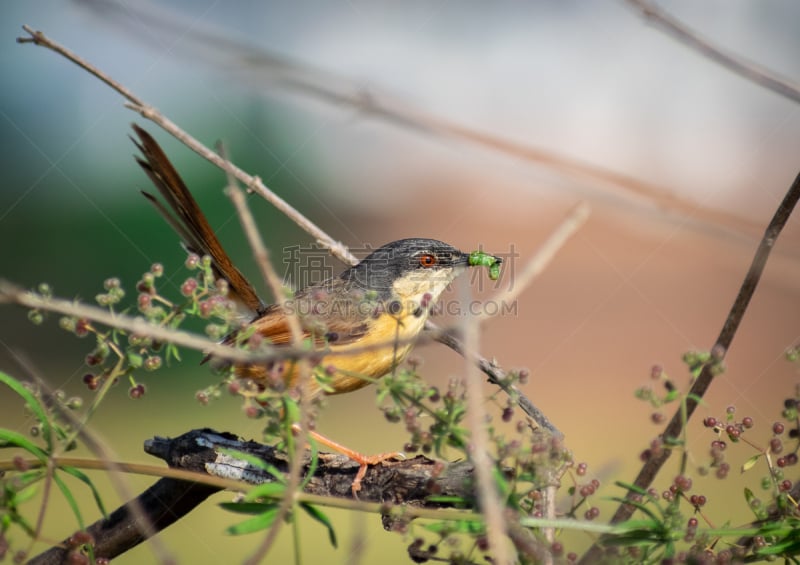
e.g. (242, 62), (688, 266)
(478, 201), (590, 322)
(72, 2), (765, 237)
(17, 25), (355, 267)
(433, 329), (561, 437)
(218, 143), (311, 564)
(626, 0), (800, 104)
(0, 280), (253, 363)
(580, 169), (800, 562)
(13, 357), (174, 564)
(458, 282), (512, 564)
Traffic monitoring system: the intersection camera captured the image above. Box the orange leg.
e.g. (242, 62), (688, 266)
(291, 424), (403, 496)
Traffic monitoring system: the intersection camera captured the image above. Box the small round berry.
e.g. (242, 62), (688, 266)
(726, 405), (736, 415)
(742, 416), (754, 429)
(650, 365), (663, 380)
(786, 453), (798, 466)
(181, 278), (198, 297)
(13, 455), (29, 471)
(195, 391), (209, 405)
(651, 412), (664, 424)
(68, 530), (95, 547)
(550, 542), (563, 557)
(703, 417), (717, 428)
(576, 462), (588, 476)
(128, 384), (146, 399)
(770, 438), (783, 454)
(144, 356), (162, 372)
(475, 536), (489, 552)
(151, 263), (164, 277)
(674, 475), (692, 492)
(83, 374), (99, 391)
(780, 479), (792, 492)
(138, 293), (152, 311)
(502, 407), (514, 422)
(185, 254), (200, 269)
(518, 368), (529, 385)
(773, 422), (785, 435)
(74, 318), (90, 337)
(687, 517), (698, 528)
(777, 457), (787, 468)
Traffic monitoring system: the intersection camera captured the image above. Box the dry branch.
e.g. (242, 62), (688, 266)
(28, 429), (480, 564)
(627, 0), (800, 104)
(580, 170), (800, 562)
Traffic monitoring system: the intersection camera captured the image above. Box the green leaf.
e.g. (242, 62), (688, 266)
(0, 371), (53, 451)
(52, 472), (85, 529)
(663, 389), (680, 403)
(127, 351), (143, 368)
(0, 429), (49, 462)
(300, 502), (337, 548)
(226, 505), (280, 535)
(425, 495), (468, 505)
(300, 442), (319, 491)
(741, 454), (761, 473)
(610, 497), (663, 523)
(60, 465), (108, 518)
(220, 501), (276, 515)
(13, 483), (40, 505)
(242, 482), (287, 502)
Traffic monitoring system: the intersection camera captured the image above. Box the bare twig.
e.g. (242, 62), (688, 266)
(433, 328), (561, 437)
(458, 283), (512, 564)
(580, 170), (800, 562)
(0, 279), (253, 363)
(626, 0), (800, 104)
(72, 1), (765, 237)
(218, 144), (312, 564)
(17, 25), (355, 266)
(13, 358), (174, 564)
(478, 201), (590, 322)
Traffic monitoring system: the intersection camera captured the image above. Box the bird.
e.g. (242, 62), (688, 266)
(131, 124), (501, 493)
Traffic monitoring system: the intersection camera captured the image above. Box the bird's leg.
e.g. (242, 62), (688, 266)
(290, 424), (403, 496)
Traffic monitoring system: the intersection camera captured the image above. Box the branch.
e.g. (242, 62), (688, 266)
(626, 0), (800, 104)
(70, 1), (766, 237)
(580, 170), (800, 562)
(29, 429), (482, 564)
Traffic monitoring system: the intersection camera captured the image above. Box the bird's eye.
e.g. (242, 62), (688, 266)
(418, 253), (437, 268)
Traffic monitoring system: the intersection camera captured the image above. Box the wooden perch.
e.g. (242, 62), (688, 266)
(29, 429), (478, 564)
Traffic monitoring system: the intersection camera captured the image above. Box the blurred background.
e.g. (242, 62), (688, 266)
(1, 1), (799, 563)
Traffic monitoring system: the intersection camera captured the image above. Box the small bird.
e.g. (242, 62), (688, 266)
(131, 124), (501, 492)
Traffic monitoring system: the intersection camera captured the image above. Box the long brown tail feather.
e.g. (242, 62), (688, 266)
(131, 124), (264, 314)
